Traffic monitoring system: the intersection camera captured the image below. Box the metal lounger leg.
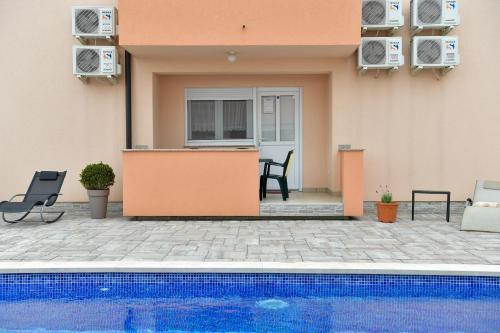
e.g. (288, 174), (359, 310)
(446, 193), (451, 223)
(411, 191), (415, 221)
(2, 211), (31, 224)
(39, 204), (65, 224)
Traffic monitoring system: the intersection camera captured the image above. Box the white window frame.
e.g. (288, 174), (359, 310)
(185, 88), (257, 147)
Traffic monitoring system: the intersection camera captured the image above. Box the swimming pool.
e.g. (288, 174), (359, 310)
(0, 272), (499, 332)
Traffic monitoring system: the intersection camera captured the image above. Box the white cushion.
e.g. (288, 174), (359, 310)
(484, 180), (500, 190)
(473, 202), (500, 208)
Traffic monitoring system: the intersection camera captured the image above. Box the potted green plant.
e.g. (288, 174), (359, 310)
(376, 185), (398, 223)
(80, 162), (115, 219)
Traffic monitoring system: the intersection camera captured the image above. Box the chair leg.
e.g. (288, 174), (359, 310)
(259, 175), (263, 201)
(263, 176), (268, 198)
(278, 178), (287, 201)
(2, 211), (30, 224)
(284, 176), (289, 198)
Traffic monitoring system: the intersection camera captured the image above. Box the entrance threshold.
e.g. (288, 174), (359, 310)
(260, 192), (343, 217)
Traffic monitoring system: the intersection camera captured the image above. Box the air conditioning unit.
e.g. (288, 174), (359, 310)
(411, 36), (460, 70)
(72, 6), (117, 39)
(411, 0), (460, 31)
(73, 46), (120, 78)
(362, 0), (404, 31)
(358, 37), (404, 70)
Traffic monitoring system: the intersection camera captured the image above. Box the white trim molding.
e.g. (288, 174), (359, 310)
(0, 262), (499, 276)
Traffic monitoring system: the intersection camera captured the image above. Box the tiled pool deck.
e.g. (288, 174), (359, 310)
(0, 210), (499, 265)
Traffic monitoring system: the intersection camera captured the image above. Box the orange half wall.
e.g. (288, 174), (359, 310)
(123, 150), (260, 217)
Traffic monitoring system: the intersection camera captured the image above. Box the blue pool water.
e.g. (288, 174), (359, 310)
(0, 273), (499, 332)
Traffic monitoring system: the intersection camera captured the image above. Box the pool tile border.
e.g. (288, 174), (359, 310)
(1, 272), (500, 288)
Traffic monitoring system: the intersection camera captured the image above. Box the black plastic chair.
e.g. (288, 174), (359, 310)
(261, 150), (294, 201)
(0, 171), (66, 223)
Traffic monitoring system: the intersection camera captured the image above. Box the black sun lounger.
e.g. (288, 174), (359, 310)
(0, 171), (66, 223)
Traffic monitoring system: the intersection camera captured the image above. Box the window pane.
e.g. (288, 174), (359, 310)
(223, 100), (253, 139)
(261, 96), (276, 142)
(280, 95), (295, 141)
(188, 100), (215, 140)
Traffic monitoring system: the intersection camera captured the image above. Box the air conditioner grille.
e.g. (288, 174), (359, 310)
(362, 40), (386, 65)
(76, 49), (100, 73)
(418, 0), (442, 24)
(417, 39), (442, 64)
(362, 1), (386, 25)
(75, 9), (99, 34)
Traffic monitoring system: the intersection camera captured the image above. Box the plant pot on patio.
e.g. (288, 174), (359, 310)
(376, 186), (398, 223)
(80, 162), (115, 219)
(87, 189), (110, 219)
(376, 202), (399, 223)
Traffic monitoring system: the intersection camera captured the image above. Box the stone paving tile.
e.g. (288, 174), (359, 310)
(0, 211), (499, 264)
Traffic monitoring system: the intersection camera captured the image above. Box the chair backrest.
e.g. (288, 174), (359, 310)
(473, 180), (500, 203)
(24, 171), (66, 206)
(282, 150), (294, 178)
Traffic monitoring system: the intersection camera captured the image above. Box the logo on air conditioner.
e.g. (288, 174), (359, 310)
(446, 42), (456, 50)
(390, 43), (400, 51)
(446, 1), (457, 10)
(103, 51), (113, 60)
(390, 3), (400, 11)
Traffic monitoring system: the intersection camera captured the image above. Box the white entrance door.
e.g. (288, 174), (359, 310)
(257, 88), (301, 190)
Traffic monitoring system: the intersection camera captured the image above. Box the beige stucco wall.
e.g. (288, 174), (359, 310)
(329, 0), (500, 201)
(2, 0), (500, 203)
(0, 0), (124, 202)
(157, 74), (330, 189)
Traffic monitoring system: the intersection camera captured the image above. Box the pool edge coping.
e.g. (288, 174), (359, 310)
(0, 262), (499, 276)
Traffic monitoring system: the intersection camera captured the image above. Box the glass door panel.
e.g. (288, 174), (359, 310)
(260, 96), (276, 142)
(279, 95), (295, 142)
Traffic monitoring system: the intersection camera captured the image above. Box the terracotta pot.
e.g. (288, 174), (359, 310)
(376, 202), (399, 223)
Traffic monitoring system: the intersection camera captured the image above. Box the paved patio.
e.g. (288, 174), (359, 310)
(0, 211), (499, 264)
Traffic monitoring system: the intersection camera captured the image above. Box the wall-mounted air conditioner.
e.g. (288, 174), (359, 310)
(411, 36), (459, 71)
(358, 37), (404, 71)
(411, 0), (460, 33)
(72, 6), (117, 40)
(73, 46), (120, 79)
(362, 0), (404, 31)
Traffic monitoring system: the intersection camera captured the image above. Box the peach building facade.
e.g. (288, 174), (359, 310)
(1, 0), (500, 216)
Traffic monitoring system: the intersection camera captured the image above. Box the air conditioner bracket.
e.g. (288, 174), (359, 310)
(411, 66), (424, 75)
(74, 36), (116, 45)
(443, 26), (455, 35)
(358, 67), (368, 75)
(442, 66), (455, 75)
(75, 75), (119, 85)
(388, 67), (399, 76)
(76, 75), (88, 84)
(411, 26), (423, 36)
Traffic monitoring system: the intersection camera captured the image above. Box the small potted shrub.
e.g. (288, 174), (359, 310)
(80, 162), (115, 219)
(376, 186), (398, 223)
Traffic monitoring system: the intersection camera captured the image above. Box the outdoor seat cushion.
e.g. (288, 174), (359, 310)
(39, 171), (59, 181)
(483, 181), (500, 190)
(0, 201), (39, 213)
(473, 202), (500, 208)
(461, 206), (500, 233)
